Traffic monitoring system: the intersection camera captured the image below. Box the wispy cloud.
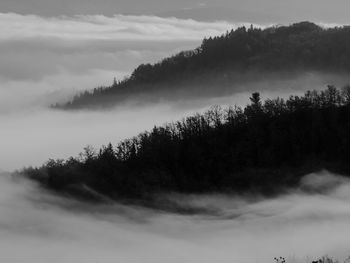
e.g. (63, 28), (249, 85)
(0, 13), (244, 41)
(0, 13), (244, 109)
(0, 13), (342, 110)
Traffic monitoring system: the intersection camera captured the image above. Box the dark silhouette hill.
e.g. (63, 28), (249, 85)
(25, 85), (350, 203)
(56, 22), (350, 110)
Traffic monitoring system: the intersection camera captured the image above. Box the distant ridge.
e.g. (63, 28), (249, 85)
(56, 22), (350, 110)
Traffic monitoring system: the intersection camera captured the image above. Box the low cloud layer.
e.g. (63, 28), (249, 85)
(0, 13), (347, 170)
(0, 13), (261, 172)
(1, 12), (350, 262)
(0, 13), (242, 41)
(1, 171), (350, 263)
(1, 71), (349, 171)
(0, 13), (341, 111)
(0, 13), (245, 110)
(0, 13), (242, 79)
(0, 13), (254, 113)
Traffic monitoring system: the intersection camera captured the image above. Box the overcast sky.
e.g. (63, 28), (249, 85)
(1, 0), (350, 23)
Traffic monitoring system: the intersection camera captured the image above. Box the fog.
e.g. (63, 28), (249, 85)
(0, 91), (268, 170)
(0, 13), (348, 171)
(1, 69), (349, 171)
(0, 170), (349, 263)
(1, 12), (350, 262)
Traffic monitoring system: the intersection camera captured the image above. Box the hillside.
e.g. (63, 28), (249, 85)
(25, 85), (350, 202)
(56, 21), (350, 110)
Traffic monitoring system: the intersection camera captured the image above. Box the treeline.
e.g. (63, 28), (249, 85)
(58, 21), (350, 109)
(25, 85), (350, 200)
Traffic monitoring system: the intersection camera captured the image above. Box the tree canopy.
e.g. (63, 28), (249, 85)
(25, 85), (350, 201)
(57, 22), (350, 109)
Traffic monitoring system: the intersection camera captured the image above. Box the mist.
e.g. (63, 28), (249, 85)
(2, 11), (350, 262)
(2, 68), (350, 171)
(0, 170), (349, 263)
(1, 13), (349, 171)
(0, 92), (272, 171)
(0, 13), (255, 170)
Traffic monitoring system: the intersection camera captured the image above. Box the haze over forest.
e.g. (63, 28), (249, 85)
(58, 22), (350, 110)
(2, 1), (350, 262)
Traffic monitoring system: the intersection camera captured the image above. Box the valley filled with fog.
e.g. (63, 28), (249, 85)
(0, 14), (347, 171)
(1, 12), (350, 263)
(0, 13), (229, 170)
(2, 71), (348, 171)
(2, 170), (350, 263)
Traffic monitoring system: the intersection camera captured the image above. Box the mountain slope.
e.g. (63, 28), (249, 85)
(26, 85), (350, 201)
(56, 22), (350, 110)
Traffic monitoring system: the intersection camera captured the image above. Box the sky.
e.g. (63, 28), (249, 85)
(1, 0), (350, 23)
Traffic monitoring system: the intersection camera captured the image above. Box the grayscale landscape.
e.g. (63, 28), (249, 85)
(1, 1), (350, 262)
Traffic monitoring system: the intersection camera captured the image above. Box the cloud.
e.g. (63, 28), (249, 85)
(2, 171), (350, 263)
(0, 13), (243, 110)
(0, 13), (347, 171)
(0, 13), (243, 41)
(0, 13), (341, 110)
(0, 13), (234, 82)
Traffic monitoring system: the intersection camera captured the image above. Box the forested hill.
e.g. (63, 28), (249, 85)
(57, 21), (350, 110)
(25, 85), (350, 202)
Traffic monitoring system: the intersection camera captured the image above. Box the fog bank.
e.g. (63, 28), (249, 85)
(1, 171), (350, 263)
(1, 70), (350, 171)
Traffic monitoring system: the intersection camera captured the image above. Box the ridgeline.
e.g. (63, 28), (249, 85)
(56, 22), (350, 109)
(25, 85), (350, 201)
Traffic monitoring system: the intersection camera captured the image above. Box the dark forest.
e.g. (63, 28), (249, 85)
(58, 22), (350, 109)
(24, 85), (350, 202)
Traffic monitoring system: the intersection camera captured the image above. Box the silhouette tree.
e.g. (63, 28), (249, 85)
(25, 86), (350, 201)
(55, 22), (350, 110)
